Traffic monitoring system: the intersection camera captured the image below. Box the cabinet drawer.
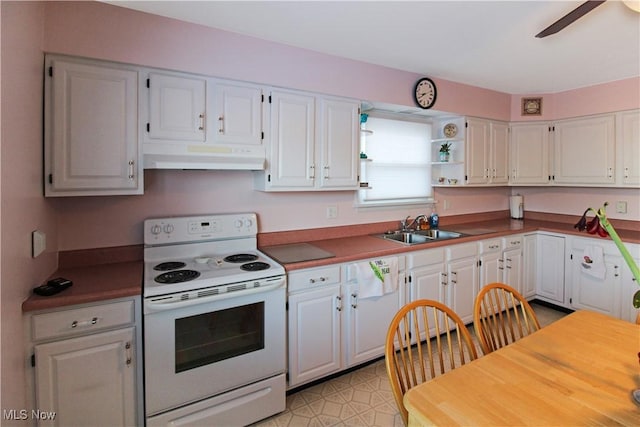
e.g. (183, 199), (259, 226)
(31, 299), (135, 342)
(447, 242), (478, 260)
(408, 248), (444, 269)
(288, 266), (341, 293)
(503, 235), (523, 249)
(479, 239), (502, 253)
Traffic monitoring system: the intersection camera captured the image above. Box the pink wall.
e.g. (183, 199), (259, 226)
(38, 0), (638, 250)
(510, 76), (640, 121)
(1, 1), (57, 418)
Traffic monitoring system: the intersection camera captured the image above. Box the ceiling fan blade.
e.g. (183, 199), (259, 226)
(535, 0), (606, 38)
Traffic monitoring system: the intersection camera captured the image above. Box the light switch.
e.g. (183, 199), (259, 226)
(616, 201), (627, 214)
(32, 230), (46, 258)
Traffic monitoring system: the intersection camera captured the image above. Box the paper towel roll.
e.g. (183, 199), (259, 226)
(510, 195), (524, 219)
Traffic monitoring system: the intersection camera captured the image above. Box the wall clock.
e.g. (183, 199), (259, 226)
(413, 77), (437, 109)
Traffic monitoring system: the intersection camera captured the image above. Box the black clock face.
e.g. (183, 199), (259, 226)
(414, 77), (437, 109)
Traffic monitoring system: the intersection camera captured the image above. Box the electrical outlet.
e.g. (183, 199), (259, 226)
(32, 230), (46, 258)
(616, 201), (627, 214)
(326, 205), (338, 219)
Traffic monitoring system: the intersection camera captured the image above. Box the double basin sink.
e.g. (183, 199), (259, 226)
(375, 229), (464, 246)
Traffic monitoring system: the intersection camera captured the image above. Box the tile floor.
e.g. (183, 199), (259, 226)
(255, 302), (568, 427)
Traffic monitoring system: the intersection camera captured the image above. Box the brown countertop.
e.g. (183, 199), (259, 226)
(261, 215), (640, 271)
(22, 246), (143, 312)
(22, 213), (639, 311)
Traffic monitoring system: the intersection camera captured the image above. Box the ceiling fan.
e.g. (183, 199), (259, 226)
(535, 0), (606, 38)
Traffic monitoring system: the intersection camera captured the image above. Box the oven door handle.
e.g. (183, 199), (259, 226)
(144, 278), (285, 313)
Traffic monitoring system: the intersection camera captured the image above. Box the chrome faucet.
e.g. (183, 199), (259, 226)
(401, 215), (427, 231)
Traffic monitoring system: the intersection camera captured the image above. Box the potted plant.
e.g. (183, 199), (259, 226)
(439, 142), (451, 162)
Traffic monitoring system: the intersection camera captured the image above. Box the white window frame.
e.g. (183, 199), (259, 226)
(355, 113), (434, 208)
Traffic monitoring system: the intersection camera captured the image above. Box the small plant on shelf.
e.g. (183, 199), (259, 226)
(439, 142), (451, 162)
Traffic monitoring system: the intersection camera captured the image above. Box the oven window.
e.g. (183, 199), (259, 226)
(174, 302), (265, 373)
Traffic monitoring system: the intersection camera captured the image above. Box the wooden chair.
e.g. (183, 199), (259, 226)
(385, 299), (478, 426)
(473, 282), (541, 355)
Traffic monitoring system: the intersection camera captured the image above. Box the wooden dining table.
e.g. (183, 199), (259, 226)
(404, 310), (640, 426)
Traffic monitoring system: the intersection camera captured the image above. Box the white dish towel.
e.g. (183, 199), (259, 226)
(354, 257), (399, 299)
(581, 245), (606, 280)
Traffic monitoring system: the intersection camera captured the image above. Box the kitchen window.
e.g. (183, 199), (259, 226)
(357, 114), (433, 207)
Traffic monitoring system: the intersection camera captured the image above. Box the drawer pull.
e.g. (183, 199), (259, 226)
(71, 317), (99, 329)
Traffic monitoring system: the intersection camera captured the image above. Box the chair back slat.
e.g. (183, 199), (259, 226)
(385, 299), (478, 426)
(474, 282), (541, 355)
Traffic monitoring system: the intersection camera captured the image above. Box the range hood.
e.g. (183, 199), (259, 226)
(143, 143), (266, 170)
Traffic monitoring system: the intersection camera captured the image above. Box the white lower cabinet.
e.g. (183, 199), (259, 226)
(408, 243), (478, 329)
(502, 235), (524, 295)
(522, 234), (538, 298)
(535, 233), (566, 305)
(569, 238), (639, 320)
(25, 297), (142, 426)
(479, 238), (503, 289)
(287, 258), (405, 389)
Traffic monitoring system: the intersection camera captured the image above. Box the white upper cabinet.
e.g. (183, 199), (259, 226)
(617, 109), (640, 186)
(147, 72), (206, 142)
(256, 90), (360, 191)
(510, 122), (551, 185)
(465, 118), (490, 184)
(44, 56), (142, 196)
(465, 118), (508, 185)
(553, 114), (615, 185)
(212, 81), (263, 146)
(317, 97), (360, 189)
(489, 121), (510, 184)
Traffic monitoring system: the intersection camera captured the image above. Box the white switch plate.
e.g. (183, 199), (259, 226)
(32, 230), (46, 258)
(616, 201), (627, 214)
(326, 205), (338, 219)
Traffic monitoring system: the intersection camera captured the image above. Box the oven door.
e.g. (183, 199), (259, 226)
(143, 277), (286, 416)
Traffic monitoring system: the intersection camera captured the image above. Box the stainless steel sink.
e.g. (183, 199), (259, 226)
(375, 229), (464, 245)
(412, 229), (462, 239)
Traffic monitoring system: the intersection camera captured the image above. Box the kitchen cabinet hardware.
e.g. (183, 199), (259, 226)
(199, 113), (205, 131)
(128, 160), (135, 180)
(351, 293), (358, 309)
(336, 295), (342, 311)
(71, 317), (99, 329)
(125, 341), (132, 367)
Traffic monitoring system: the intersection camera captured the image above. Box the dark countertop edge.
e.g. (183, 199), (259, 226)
(22, 261), (142, 313)
(270, 219), (640, 271)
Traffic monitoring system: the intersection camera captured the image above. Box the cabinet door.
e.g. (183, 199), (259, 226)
(619, 255), (640, 323)
(148, 73), (206, 142)
(536, 235), (565, 304)
(510, 123), (551, 185)
(345, 278), (404, 367)
(317, 97), (360, 189)
(447, 257), (478, 324)
(570, 252), (620, 317)
(553, 115), (615, 185)
(35, 328), (136, 426)
(287, 285), (341, 387)
(490, 121), (509, 184)
(619, 110), (640, 186)
(212, 81), (263, 146)
(503, 248), (523, 295)
(409, 264), (446, 340)
(465, 118), (490, 184)
(46, 59), (140, 196)
(268, 90), (315, 188)
(522, 235), (537, 298)
(479, 250), (502, 290)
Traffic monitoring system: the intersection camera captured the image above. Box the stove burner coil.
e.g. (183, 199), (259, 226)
(240, 262), (271, 272)
(154, 270), (201, 284)
(154, 261), (187, 271)
(224, 253), (259, 263)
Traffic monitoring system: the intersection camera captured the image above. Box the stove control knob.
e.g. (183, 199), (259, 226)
(163, 224), (174, 234)
(243, 218), (253, 228)
(150, 224), (162, 235)
(235, 219), (243, 228)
